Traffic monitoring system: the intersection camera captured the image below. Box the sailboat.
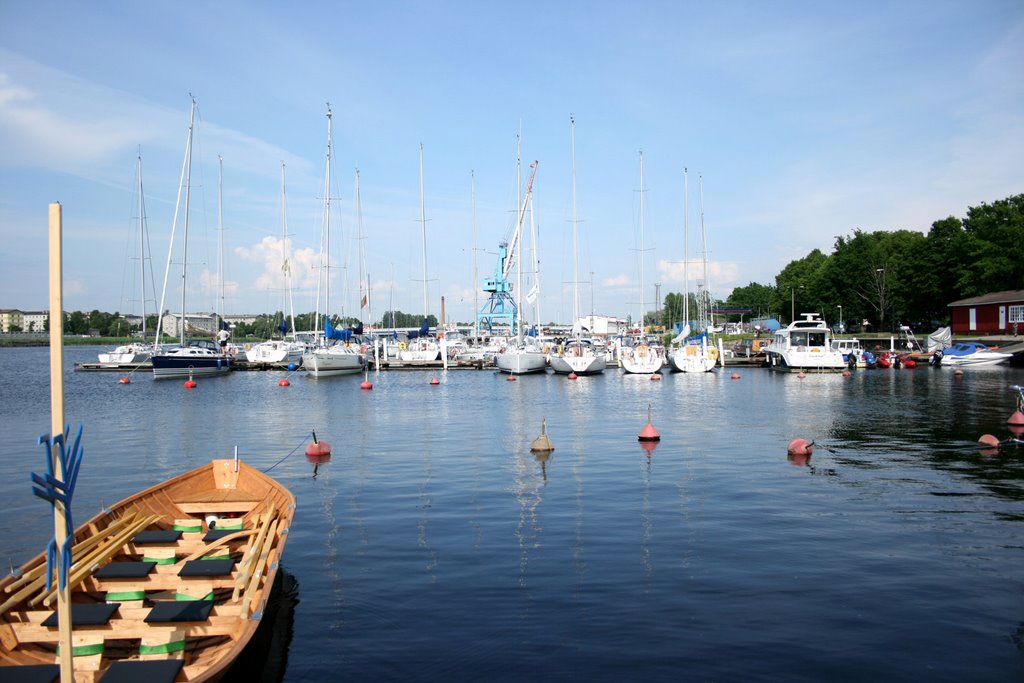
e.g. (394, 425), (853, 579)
(246, 163), (305, 367)
(98, 151), (155, 367)
(302, 105), (366, 377)
(399, 144), (441, 362)
(549, 115), (607, 376)
(151, 98), (233, 379)
(496, 161), (547, 375)
(669, 170), (718, 373)
(621, 150), (666, 374)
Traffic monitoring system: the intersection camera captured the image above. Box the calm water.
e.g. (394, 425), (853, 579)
(2, 346), (1023, 681)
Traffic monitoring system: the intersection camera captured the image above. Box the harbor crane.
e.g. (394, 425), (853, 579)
(477, 161), (537, 335)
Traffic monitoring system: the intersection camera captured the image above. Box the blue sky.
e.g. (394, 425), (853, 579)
(1, 1), (1022, 326)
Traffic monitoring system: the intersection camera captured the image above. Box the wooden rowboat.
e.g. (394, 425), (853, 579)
(0, 457), (295, 682)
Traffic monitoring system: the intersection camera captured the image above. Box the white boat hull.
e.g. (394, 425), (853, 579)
(98, 344), (153, 365)
(496, 348), (548, 374)
(245, 340), (305, 366)
(940, 353), (1010, 367)
(303, 345), (365, 377)
(549, 352), (606, 375)
(621, 344), (666, 374)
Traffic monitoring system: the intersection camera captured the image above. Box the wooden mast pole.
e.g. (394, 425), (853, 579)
(48, 202), (73, 681)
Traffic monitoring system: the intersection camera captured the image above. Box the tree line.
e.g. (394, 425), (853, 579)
(651, 193), (1023, 333)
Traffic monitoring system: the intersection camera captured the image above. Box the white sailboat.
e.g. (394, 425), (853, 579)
(669, 170), (718, 373)
(152, 98), (233, 379)
(621, 150), (666, 374)
(98, 151), (155, 366)
(496, 161), (547, 375)
(399, 144), (441, 362)
(302, 105), (366, 377)
(550, 115), (606, 376)
(246, 163), (305, 367)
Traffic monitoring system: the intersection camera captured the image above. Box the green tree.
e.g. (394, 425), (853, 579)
(960, 194), (1024, 296)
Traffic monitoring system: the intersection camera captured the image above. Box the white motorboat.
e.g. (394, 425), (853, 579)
(939, 341), (1011, 367)
(765, 313), (847, 372)
(98, 342), (153, 366)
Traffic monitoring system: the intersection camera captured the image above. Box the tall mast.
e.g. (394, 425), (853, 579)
(281, 163), (297, 338)
(135, 150), (148, 341)
(419, 143), (429, 320)
(699, 174), (709, 332)
(529, 194), (541, 331)
(178, 98), (196, 347)
(683, 167), (689, 332)
(638, 150), (645, 333)
(471, 170), (478, 342)
(324, 105), (333, 329)
(217, 154), (225, 326)
(570, 115), (580, 328)
(355, 169), (370, 327)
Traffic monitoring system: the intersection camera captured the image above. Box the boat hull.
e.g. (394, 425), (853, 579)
(0, 459), (295, 682)
(151, 354), (233, 379)
(245, 341), (305, 367)
(549, 354), (606, 375)
(302, 346), (365, 377)
(496, 349), (548, 374)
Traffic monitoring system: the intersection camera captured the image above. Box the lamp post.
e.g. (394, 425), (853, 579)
(836, 304), (842, 334)
(790, 284), (803, 323)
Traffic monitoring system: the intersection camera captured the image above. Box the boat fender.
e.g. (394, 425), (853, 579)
(398, 341), (407, 350)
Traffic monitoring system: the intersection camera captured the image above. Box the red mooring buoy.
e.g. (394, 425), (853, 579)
(305, 431), (332, 459)
(797, 371), (807, 379)
(650, 373), (661, 381)
(638, 405), (661, 442)
(568, 372), (578, 380)
(360, 380), (373, 390)
(118, 377), (131, 385)
(506, 375), (517, 382)
(1008, 410), (1024, 427)
(730, 372), (741, 380)
(184, 379), (197, 389)
(278, 378), (290, 387)
(842, 370), (852, 377)
(430, 376), (440, 385)
(787, 438), (814, 456)
(978, 434), (1001, 449)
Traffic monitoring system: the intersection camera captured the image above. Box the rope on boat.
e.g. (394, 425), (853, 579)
(262, 432), (314, 474)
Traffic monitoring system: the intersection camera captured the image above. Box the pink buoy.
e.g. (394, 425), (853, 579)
(977, 434), (1001, 449)
(506, 375), (517, 382)
(638, 405), (661, 442)
(650, 373), (661, 381)
(430, 376), (440, 385)
(730, 372), (741, 380)
(119, 376), (131, 385)
(797, 371), (806, 379)
(360, 380), (373, 390)
(568, 372), (578, 380)
(787, 438), (814, 456)
(842, 370), (852, 377)
(1008, 410), (1024, 427)
(279, 378), (290, 387)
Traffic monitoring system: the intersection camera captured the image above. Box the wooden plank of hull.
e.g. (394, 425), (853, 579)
(0, 459), (295, 683)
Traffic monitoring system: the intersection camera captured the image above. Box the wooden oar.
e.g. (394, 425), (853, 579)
(37, 513), (161, 607)
(231, 504), (276, 602)
(179, 529), (258, 563)
(239, 518), (279, 617)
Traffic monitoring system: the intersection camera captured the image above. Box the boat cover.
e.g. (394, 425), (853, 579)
(926, 327), (953, 352)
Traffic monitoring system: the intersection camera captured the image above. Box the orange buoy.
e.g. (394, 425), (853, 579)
(638, 405), (661, 442)
(650, 373), (661, 381)
(184, 379), (197, 389)
(787, 438), (814, 456)
(278, 378), (290, 387)
(430, 376), (440, 385)
(568, 372), (578, 380)
(118, 376), (131, 384)
(730, 372), (741, 380)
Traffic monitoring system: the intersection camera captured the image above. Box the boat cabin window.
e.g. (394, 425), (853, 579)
(791, 331), (826, 347)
